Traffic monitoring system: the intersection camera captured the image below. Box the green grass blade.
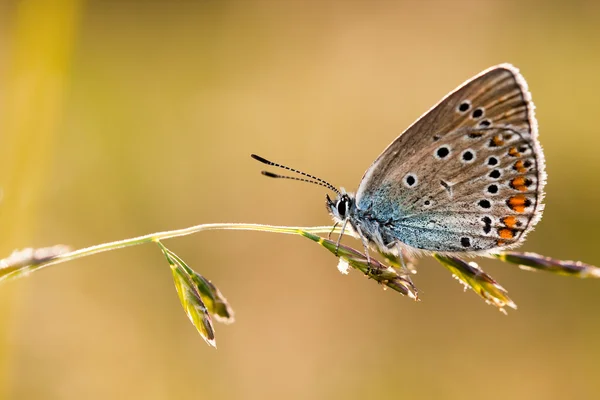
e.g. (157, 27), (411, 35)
(494, 251), (600, 278)
(434, 254), (516, 313)
(161, 249), (234, 324)
(157, 242), (216, 347)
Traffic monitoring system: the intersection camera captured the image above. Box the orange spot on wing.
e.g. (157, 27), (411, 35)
(512, 177), (526, 186)
(507, 195), (531, 213)
(510, 177), (528, 192)
(502, 216), (518, 228)
(497, 239), (507, 246)
(513, 160), (527, 173)
(492, 135), (504, 146)
(508, 147), (521, 157)
(498, 228), (515, 239)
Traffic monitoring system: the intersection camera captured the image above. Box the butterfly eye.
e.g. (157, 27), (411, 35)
(337, 199), (347, 217)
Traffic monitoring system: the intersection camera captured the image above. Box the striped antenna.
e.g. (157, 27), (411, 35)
(251, 154), (340, 195)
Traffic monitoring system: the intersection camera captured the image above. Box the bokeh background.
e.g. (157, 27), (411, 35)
(1, 1), (600, 399)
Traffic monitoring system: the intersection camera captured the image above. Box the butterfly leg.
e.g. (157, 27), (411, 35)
(353, 225), (375, 276)
(395, 243), (409, 275)
(362, 241), (374, 276)
(328, 222), (339, 240)
(334, 219), (348, 257)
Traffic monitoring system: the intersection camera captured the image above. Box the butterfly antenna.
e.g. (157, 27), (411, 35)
(251, 154), (340, 195)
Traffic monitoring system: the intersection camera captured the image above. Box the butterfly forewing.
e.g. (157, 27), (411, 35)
(354, 64), (546, 253)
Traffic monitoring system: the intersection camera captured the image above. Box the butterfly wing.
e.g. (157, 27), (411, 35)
(354, 64), (546, 253)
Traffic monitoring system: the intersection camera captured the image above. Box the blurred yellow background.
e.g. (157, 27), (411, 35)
(1, 1), (600, 399)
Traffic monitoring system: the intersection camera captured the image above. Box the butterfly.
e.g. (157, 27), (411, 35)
(253, 64), (546, 262)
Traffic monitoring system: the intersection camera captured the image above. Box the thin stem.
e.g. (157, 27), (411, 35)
(25, 223), (341, 273)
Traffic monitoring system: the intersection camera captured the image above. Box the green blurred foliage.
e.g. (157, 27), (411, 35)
(1, 0), (600, 399)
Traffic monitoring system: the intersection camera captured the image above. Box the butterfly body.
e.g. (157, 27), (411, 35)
(326, 64), (546, 257)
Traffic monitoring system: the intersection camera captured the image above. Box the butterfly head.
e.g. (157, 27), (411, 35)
(326, 191), (355, 224)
